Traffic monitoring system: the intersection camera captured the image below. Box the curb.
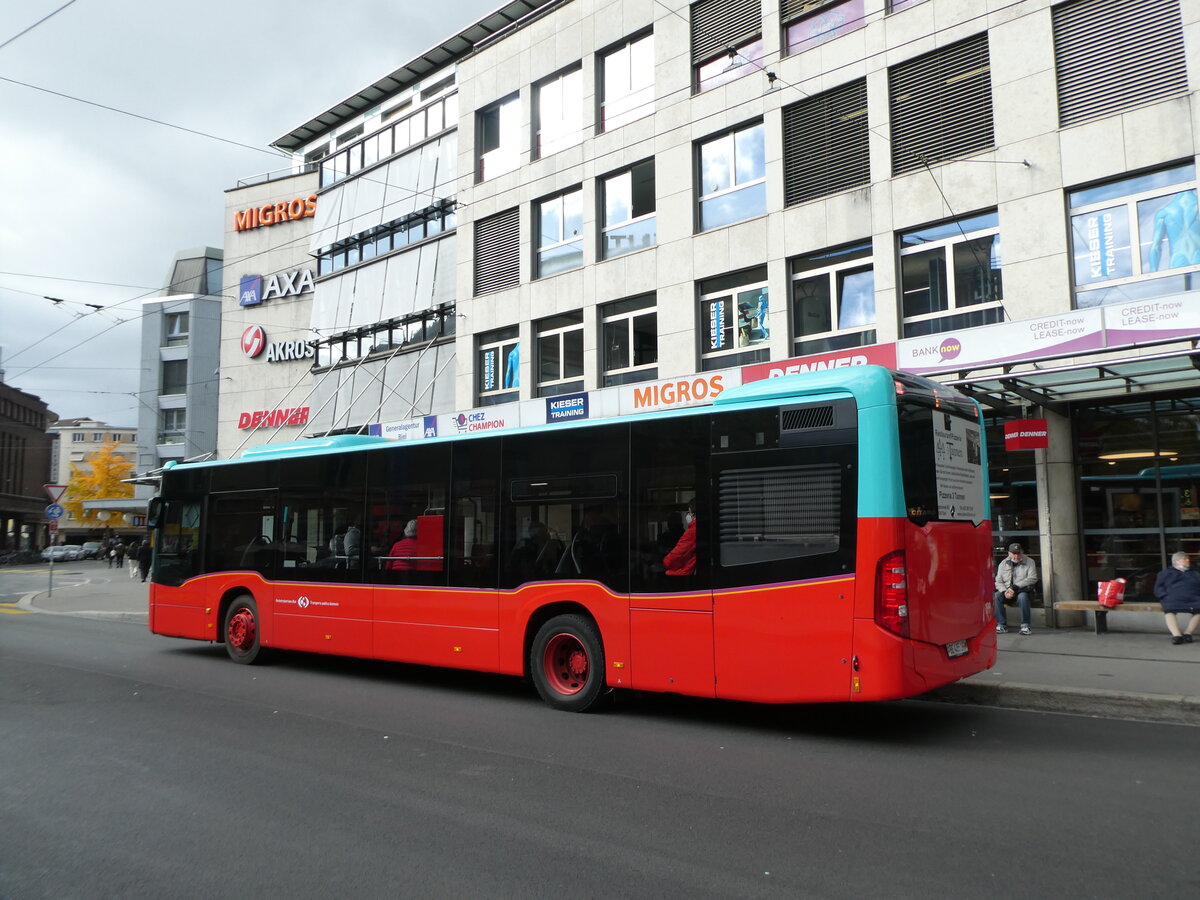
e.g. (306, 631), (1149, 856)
(920, 680), (1200, 727)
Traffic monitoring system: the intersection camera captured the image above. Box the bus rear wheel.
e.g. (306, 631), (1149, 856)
(224, 595), (264, 665)
(530, 614), (606, 712)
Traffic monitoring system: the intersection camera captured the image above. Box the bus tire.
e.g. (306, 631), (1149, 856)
(224, 594), (264, 665)
(530, 614), (606, 712)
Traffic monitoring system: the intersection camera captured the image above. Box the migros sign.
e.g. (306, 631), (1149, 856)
(233, 195), (317, 232)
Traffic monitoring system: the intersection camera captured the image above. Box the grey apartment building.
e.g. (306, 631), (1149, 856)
(241, 0), (1199, 622)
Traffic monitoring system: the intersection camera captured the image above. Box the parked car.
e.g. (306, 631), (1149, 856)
(81, 541), (103, 559)
(41, 545), (83, 562)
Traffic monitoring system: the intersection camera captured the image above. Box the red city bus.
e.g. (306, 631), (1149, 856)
(148, 367), (995, 711)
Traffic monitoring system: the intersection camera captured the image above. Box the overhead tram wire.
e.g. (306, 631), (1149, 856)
(0, 0), (81, 52)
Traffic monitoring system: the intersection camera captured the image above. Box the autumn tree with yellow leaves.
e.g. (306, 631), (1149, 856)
(63, 441), (134, 523)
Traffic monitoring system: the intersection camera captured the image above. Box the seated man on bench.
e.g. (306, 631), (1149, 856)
(995, 542), (1038, 636)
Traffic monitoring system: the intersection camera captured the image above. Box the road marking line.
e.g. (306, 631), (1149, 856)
(0, 607), (31, 614)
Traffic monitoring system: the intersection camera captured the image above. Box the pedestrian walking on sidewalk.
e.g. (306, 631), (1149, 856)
(1154, 551), (1200, 645)
(128, 541), (140, 579)
(995, 543), (1038, 635)
(137, 541), (152, 583)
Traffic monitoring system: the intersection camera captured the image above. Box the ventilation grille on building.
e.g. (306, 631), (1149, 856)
(474, 208), (520, 295)
(1053, 0), (1187, 128)
(781, 405), (835, 431)
(691, 0), (762, 64)
(783, 79), (870, 206)
(888, 33), (993, 176)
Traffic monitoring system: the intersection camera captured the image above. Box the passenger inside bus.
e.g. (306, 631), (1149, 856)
(663, 504), (697, 576)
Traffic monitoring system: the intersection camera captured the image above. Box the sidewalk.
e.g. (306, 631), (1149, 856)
(19, 570), (1200, 726)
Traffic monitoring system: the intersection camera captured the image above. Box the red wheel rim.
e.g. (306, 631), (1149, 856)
(227, 607), (257, 653)
(542, 632), (590, 695)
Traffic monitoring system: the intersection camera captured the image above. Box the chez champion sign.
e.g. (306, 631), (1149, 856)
(240, 325), (316, 363)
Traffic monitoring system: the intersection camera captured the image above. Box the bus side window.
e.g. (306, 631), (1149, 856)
(369, 445), (449, 586)
(450, 438), (500, 588)
(630, 416), (710, 593)
(277, 454), (368, 584)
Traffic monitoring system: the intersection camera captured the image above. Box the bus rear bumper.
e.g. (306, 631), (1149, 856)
(851, 619), (997, 701)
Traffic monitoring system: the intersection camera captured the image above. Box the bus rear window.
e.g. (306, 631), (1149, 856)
(897, 403), (985, 525)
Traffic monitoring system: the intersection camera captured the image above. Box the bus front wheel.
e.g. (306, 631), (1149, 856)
(224, 595), (264, 665)
(530, 614), (606, 712)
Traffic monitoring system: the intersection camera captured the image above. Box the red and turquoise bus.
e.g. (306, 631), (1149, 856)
(148, 366), (995, 711)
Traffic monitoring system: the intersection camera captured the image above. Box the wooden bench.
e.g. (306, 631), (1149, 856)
(1053, 600), (1162, 634)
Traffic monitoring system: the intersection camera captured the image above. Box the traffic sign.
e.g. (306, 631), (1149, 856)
(46, 504), (64, 519)
(49, 521), (58, 534)
(44, 484), (67, 503)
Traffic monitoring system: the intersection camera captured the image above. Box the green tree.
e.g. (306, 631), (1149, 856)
(64, 441), (134, 523)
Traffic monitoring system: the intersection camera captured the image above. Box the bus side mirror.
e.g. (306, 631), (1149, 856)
(147, 497), (162, 528)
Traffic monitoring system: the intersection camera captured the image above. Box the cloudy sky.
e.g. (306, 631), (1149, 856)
(0, 0), (503, 425)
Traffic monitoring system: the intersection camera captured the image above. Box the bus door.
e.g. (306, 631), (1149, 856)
(629, 416), (714, 697)
(710, 402), (859, 703)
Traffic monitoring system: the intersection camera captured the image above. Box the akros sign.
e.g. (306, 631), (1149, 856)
(233, 195), (317, 232)
(240, 325), (316, 363)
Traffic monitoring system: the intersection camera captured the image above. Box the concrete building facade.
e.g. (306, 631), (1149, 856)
(0, 382), (56, 551)
(247, 0), (1199, 623)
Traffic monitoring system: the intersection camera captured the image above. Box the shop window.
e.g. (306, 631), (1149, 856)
(535, 313), (584, 398)
(782, 79), (868, 206)
(601, 294), (657, 387)
(477, 93), (520, 181)
(697, 122), (766, 231)
(691, 0), (763, 93)
(984, 412), (1040, 568)
(534, 66), (582, 158)
(899, 211), (1003, 337)
(478, 326), (520, 407)
(536, 188), (583, 278)
(791, 240), (876, 356)
(1053, 0), (1186, 128)
(888, 33), (993, 176)
(601, 161), (655, 259)
(600, 32), (654, 130)
(1076, 396), (1200, 603)
(783, 1), (866, 56)
(1068, 163), (1199, 309)
(699, 266), (770, 370)
(475, 208), (520, 295)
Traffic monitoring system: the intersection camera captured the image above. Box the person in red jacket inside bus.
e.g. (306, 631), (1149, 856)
(663, 504), (697, 576)
(388, 520), (419, 571)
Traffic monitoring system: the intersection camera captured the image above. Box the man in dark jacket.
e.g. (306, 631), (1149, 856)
(1154, 551), (1200, 645)
(137, 541), (153, 583)
(994, 542), (1038, 635)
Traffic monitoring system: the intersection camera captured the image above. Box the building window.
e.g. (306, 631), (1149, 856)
(791, 241), (876, 356)
(699, 266), (770, 370)
(160, 410), (186, 445)
(477, 93), (520, 181)
(536, 188), (583, 278)
(534, 66), (582, 158)
(1053, 0), (1186, 128)
(1068, 163), (1200, 309)
(164, 312), (189, 347)
(888, 0), (929, 11)
(889, 33), (993, 176)
(899, 211), (1003, 337)
(600, 32), (654, 130)
(601, 161), (655, 260)
(92, 432), (103, 441)
(784, 1), (866, 56)
(314, 305), (455, 370)
(536, 313), (584, 398)
(782, 79), (868, 206)
(474, 208), (521, 295)
(316, 201), (456, 276)
(698, 122), (766, 231)
(161, 359), (188, 395)
(601, 294), (657, 387)
(691, 0), (764, 93)
(72, 433), (85, 443)
(478, 327), (520, 407)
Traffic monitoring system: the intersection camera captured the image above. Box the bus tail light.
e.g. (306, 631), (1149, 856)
(875, 550), (909, 638)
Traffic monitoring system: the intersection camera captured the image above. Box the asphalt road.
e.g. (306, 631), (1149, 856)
(2, 613), (1196, 899)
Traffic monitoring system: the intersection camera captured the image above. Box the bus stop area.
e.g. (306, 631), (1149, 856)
(14, 573), (1200, 727)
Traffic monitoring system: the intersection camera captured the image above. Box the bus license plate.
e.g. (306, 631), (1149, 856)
(945, 640), (968, 658)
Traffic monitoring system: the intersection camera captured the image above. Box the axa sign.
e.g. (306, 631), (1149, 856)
(241, 325), (316, 363)
(239, 269), (315, 306)
(233, 195), (317, 231)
